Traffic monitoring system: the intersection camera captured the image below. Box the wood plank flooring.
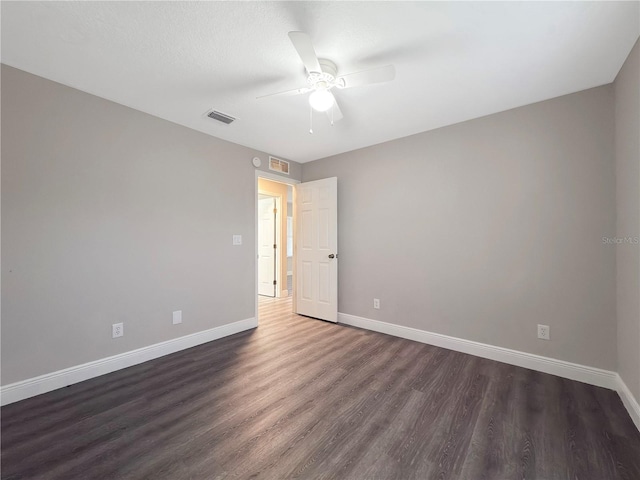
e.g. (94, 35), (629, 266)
(2, 296), (640, 479)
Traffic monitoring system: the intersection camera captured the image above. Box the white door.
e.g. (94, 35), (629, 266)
(258, 196), (276, 297)
(295, 177), (338, 322)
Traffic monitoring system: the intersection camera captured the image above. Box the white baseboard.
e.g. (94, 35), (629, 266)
(337, 313), (640, 431)
(4, 311), (638, 434)
(338, 313), (618, 390)
(616, 375), (640, 431)
(0, 317), (257, 406)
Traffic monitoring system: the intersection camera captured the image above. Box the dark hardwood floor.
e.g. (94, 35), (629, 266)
(2, 296), (639, 479)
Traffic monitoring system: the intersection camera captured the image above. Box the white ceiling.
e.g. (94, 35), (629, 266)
(2, 2), (638, 163)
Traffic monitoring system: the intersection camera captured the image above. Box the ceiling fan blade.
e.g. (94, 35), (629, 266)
(326, 93), (343, 124)
(256, 86), (312, 99)
(288, 31), (322, 74)
(337, 65), (395, 89)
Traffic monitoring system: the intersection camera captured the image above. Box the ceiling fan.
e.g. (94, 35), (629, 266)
(258, 32), (395, 131)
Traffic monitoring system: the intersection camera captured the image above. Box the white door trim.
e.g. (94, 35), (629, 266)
(254, 171), (299, 321)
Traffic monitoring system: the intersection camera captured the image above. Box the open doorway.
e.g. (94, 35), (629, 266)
(255, 172), (298, 323)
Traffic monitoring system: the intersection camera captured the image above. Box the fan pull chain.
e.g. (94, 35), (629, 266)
(331, 103), (334, 126)
(309, 105), (313, 134)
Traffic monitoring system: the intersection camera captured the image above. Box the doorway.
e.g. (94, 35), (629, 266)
(255, 172), (298, 322)
(255, 172), (338, 325)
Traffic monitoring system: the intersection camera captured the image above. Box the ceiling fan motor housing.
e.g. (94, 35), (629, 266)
(307, 59), (343, 90)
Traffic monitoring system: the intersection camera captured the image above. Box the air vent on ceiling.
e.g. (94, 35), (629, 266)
(269, 156), (290, 175)
(207, 110), (236, 124)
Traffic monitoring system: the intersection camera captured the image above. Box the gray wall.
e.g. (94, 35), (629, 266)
(303, 86), (617, 370)
(1, 65), (300, 385)
(614, 39), (640, 401)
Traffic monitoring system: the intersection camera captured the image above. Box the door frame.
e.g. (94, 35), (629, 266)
(254, 170), (300, 322)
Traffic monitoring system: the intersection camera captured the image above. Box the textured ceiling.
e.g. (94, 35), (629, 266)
(2, 1), (639, 163)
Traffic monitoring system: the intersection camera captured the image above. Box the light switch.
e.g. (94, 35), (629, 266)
(233, 234), (242, 245)
(173, 310), (182, 325)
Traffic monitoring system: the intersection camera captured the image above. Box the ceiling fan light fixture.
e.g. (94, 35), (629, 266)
(259, 32), (394, 127)
(309, 89), (334, 112)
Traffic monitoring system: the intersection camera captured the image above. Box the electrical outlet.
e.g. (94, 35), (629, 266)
(112, 322), (124, 338)
(173, 310), (182, 325)
(537, 324), (550, 340)
(373, 298), (380, 309)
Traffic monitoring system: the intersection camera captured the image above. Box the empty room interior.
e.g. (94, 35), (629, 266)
(2, 2), (640, 479)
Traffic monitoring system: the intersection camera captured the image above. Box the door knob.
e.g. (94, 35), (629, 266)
(328, 254), (335, 259)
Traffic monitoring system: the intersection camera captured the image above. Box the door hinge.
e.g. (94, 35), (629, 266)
(273, 280), (277, 285)
(273, 208), (277, 214)
(273, 244), (277, 249)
